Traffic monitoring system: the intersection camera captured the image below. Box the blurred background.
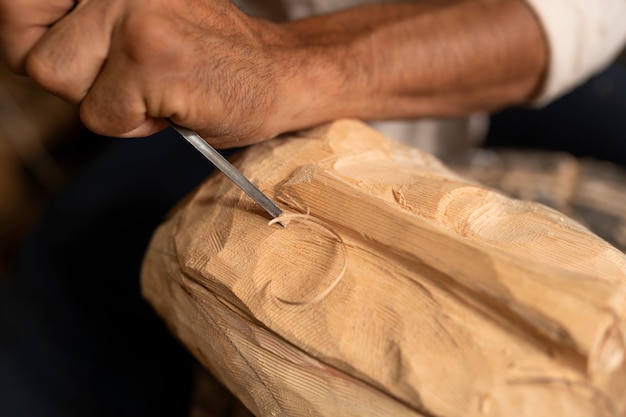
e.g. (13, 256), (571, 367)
(0, 66), (79, 274)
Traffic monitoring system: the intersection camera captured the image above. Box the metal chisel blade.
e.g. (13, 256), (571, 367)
(171, 124), (284, 221)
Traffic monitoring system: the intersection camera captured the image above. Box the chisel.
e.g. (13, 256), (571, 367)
(171, 124), (284, 222)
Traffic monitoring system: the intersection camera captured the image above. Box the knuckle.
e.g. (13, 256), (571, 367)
(25, 47), (81, 102)
(24, 49), (54, 86)
(79, 98), (113, 136)
(80, 91), (141, 137)
(119, 12), (181, 65)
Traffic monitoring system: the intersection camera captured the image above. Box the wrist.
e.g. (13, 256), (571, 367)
(258, 20), (369, 137)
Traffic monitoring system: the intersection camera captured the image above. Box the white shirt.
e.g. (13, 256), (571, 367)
(525, 0), (626, 105)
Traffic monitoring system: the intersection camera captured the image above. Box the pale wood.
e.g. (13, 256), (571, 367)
(450, 149), (626, 251)
(141, 119), (626, 417)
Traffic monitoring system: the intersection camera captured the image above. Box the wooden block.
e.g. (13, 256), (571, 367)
(141, 119), (626, 417)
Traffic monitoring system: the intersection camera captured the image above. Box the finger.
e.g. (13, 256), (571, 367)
(80, 13), (190, 137)
(79, 59), (147, 136)
(0, 0), (76, 72)
(79, 48), (173, 137)
(24, 0), (120, 102)
(81, 100), (169, 138)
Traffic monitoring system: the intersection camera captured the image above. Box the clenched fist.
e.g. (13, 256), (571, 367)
(0, 0), (318, 147)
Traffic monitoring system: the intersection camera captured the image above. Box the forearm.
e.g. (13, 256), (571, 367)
(268, 0), (548, 132)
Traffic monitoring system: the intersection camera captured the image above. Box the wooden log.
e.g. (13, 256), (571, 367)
(141, 119), (626, 417)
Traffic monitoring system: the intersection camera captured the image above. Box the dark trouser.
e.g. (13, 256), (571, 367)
(0, 128), (216, 416)
(486, 61), (626, 167)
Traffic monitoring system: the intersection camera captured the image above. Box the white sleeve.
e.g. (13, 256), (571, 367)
(524, 0), (626, 105)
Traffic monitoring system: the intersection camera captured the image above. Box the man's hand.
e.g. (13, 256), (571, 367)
(1, 0), (295, 147)
(0, 0), (75, 73)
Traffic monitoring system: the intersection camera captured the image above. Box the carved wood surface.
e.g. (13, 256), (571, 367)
(451, 150), (626, 252)
(142, 119), (626, 417)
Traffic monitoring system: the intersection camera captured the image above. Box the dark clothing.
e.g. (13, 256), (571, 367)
(0, 129), (216, 416)
(487, 62), (626, 167)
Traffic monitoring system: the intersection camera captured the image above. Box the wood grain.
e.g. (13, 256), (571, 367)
(142, 119), (626, 417)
